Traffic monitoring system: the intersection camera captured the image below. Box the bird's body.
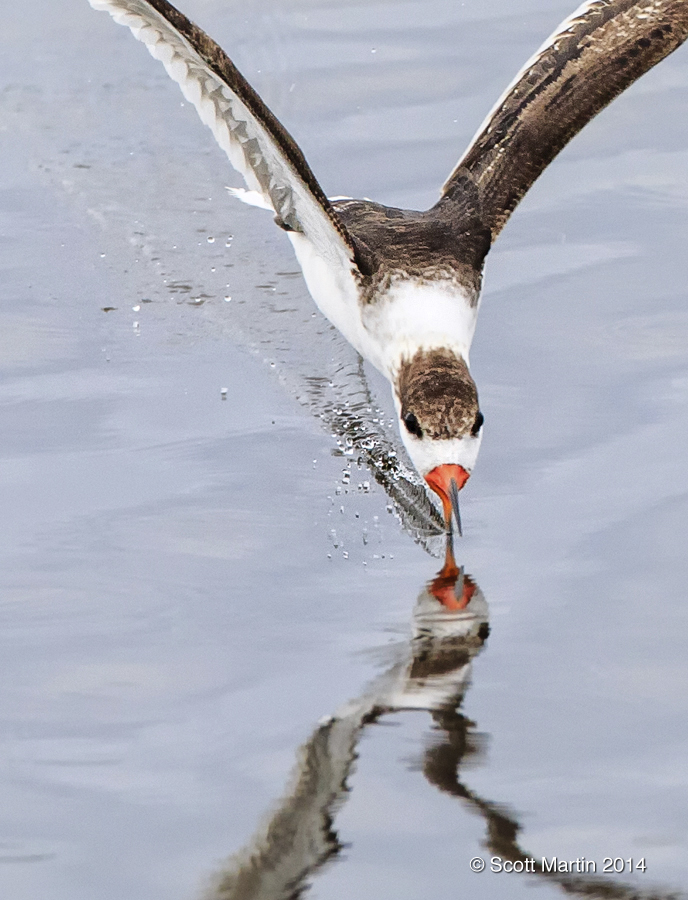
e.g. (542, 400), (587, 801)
(292, 206), (480, 384)
(88, 0), (688, 531)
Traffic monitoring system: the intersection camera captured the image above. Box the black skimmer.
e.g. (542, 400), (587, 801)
(88, 0), (688, 534)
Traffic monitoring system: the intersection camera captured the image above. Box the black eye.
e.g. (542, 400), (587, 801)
(471, 411), (484, 436)
(403, 412), (423, 438)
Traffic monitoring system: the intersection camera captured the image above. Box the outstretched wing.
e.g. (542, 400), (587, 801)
(88, 0), (359, 275)
(441, 0), (688, 241)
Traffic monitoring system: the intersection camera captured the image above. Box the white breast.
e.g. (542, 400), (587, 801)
(361, 280), (479, 379)
(288, 235), (480, 381)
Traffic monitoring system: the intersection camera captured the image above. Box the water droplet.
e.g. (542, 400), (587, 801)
(220, 388), (228, 399)
(132, 305), (140, 312)
(207, 236), (215, 243)
(224, 295), (232, 302)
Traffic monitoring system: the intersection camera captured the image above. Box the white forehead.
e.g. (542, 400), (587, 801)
(399, 427), (483, 479)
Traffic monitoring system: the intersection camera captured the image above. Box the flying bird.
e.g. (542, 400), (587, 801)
(88, 0), (688, 534)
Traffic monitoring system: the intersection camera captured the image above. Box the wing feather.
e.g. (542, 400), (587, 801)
(88, 0), (359, 275)
(441, 0), (688, 240)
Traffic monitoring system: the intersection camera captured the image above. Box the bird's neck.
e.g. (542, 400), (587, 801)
(361, 277), (480, 381)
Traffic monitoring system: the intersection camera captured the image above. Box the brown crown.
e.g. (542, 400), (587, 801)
(397, 349), (479, 440)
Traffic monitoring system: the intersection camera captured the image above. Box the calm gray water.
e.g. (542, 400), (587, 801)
(2, 1), (688, 898)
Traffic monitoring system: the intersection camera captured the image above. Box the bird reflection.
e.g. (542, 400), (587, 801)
(203, 547), (679, 900)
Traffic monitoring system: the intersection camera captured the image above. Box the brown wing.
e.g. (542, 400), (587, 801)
(89, 0), (360, 274)
(441, 0), (688, 242)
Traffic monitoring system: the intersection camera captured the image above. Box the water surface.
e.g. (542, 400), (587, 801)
(1, 1), (688, 898)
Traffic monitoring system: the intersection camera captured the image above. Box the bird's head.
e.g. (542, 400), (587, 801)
(395, 348), (483, 534)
